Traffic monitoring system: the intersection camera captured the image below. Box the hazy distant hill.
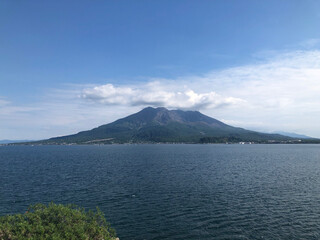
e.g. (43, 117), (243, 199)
(0, 140), (35, 144)
(273, 131), (312, 139)
(32, 107), (294, 144)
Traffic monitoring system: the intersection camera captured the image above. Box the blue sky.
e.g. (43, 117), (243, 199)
(1, 0), (320, 139)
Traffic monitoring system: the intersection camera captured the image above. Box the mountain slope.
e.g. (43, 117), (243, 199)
(36, 107), (293, 144)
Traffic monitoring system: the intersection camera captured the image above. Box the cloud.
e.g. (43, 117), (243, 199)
(206, 50), (320, 111)
(77, 49), (320, 137)
(195, 50), (320, 136)
(81, 82), (244, 110)
(0, 98), (10, 106)
(2, 49), (320, 139)
(299, 38), (320, 49)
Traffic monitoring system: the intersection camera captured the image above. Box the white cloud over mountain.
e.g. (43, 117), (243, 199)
(2, 49), (320, 139)
(81, 82), (244, 110)
(80, 50), (320, 136)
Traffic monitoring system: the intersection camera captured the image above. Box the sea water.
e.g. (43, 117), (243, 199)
(1, 144), (320, 239)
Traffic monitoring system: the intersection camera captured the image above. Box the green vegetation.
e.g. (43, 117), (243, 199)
(23, 107), (300, 145)
(0, 203), (117, 240)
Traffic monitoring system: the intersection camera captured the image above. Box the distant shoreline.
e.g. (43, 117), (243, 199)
(3, 140), (320, 146)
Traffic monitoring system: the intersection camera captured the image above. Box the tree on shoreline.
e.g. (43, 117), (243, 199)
(0, 203), (117, 240)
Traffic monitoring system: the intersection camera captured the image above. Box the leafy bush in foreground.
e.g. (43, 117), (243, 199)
(0, 203), (117, 240)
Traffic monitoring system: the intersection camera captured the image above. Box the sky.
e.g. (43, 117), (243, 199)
(1, 0), (320, 139)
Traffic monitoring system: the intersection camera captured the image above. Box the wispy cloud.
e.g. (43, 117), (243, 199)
(78, 49), (320, 137)
(2, 49), (320, 139)
(0, 90), (140, 139)
(199, 50), (320, 136)
(0, 98), (10, 107)
(299, 38), (320, 49)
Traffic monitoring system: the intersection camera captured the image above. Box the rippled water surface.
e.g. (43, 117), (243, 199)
(1, 144), (320, 239)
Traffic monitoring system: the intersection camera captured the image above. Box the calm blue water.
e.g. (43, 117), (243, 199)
(1, 144), (320, 239)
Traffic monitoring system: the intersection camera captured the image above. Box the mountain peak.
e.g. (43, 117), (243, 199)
(139, 106), (168, 112)
(119, 106), (227, 127)
(36, 107), (294, 144)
